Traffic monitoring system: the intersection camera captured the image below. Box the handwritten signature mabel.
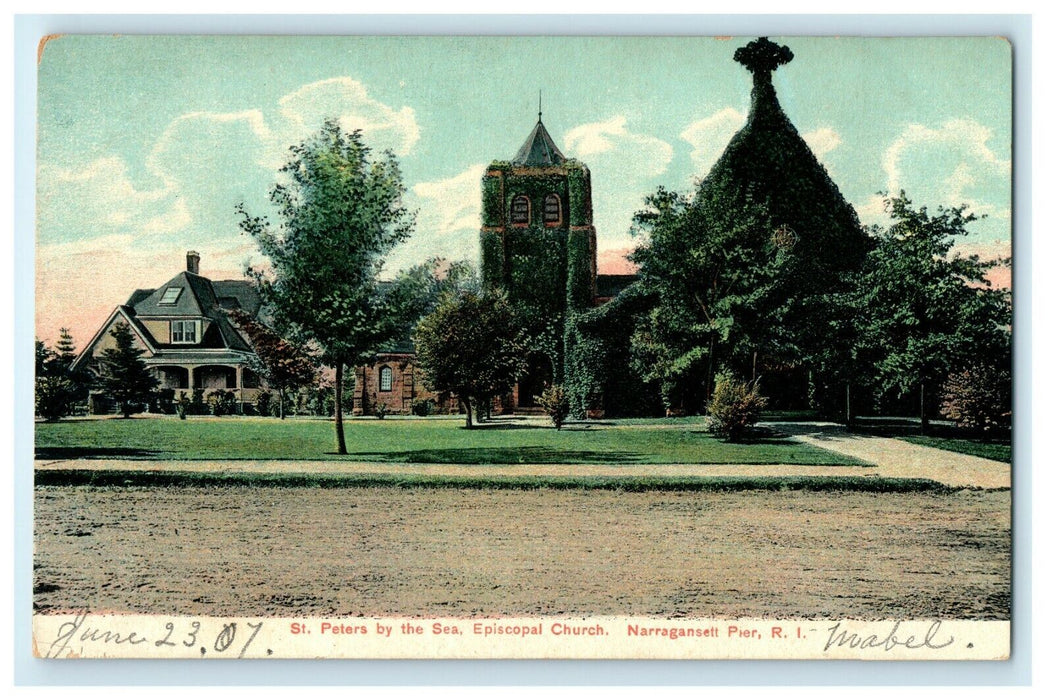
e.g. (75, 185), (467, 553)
(45, 611), (263, 659)
(823, 620), (954, 653)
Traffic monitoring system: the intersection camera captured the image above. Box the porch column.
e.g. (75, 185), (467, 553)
(236, 365), (244, 404)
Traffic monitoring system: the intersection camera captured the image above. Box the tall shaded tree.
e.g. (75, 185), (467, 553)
(413, 291), (525, 429)
(239, 120), (414, 453)
(853, 192), (1011, 432)
(97, 323), (158, 418)
(628, 37), (870, 414)
(228, 309), (317, 419)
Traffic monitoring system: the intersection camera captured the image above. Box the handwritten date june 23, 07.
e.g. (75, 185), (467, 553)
(45, 611), (265, 659)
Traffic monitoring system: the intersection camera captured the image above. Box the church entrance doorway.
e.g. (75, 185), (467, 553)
(517, 352), (553, 409)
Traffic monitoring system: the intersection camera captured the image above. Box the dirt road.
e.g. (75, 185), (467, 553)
(34, 485), (1010, 620)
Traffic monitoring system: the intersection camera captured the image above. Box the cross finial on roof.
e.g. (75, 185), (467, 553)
(734, 37), (794, 78)
(538, 90), (542, 123)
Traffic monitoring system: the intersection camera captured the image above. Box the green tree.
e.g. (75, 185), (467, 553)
(853, 193), (1011, 432)
(34, 330), (90, 421)
(228, 309), (317, 419)
(413, 291), (525, 429)
(97, 323), (158, 418)
(239, 120), (414, 453)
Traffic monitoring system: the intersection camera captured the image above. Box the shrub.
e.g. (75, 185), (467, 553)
(707, 372), (768, 442)
(411, 398), (434, 417)
(536, 384), (571, 430)
(206, 389), (237, 416)
(175, 391), (191, 419)
(255, 390), (273, 418)
(371, 393), (389, 420)
(189, 388), (207, 415)
(35, 376), (76, 422)
(940, 365), (1011, 435)
(155, 388), (176, 415)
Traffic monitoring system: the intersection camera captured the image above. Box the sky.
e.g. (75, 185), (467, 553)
(35, 35), (1012, 347)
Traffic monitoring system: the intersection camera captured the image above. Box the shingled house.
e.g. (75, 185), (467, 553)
(72, 251), (266, 413)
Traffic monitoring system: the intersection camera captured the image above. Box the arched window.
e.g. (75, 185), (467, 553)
(379, 366), (393, 392)
(543, 193), (562, 225)
(510, 195), (531, 225)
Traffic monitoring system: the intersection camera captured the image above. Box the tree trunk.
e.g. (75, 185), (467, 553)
(845, 383), (852, 428)
(464, 397), (473, 429)
(335, 362), (348, 454)
(705, 334), (717, 404)
(278, 388), (286, 420)
(919, 381), (928, 436)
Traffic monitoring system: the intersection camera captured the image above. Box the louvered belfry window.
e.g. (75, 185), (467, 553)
(543, 193), (561, 224)
(510, 195), (530, 225)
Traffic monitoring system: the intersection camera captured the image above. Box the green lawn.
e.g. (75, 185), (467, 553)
(899, 435), (1011, 463)
(35, 416), (867, 466)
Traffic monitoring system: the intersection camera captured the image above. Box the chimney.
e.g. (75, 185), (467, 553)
(186, 250), (200, 275)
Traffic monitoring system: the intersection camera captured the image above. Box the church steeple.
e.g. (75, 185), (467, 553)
(511, 111), (565, 166)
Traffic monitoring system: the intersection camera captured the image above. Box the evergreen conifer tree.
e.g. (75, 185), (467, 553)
(98, 323), (158, 418)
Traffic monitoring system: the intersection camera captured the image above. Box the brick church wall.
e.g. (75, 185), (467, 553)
(352, 354), (460, 416)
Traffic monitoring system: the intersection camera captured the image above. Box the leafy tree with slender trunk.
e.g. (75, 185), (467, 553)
(239, 120), (414, 453)
(853, 192), (1011, 433)
(413, 290), (525, 429)
(228, 309), (317, 419)
(97, 322), (158, 418)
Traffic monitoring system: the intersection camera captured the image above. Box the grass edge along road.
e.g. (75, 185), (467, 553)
(34, 468), (971, 494)
(35, 416), (870, 466)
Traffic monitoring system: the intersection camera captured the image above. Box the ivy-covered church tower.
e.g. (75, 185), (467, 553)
(480, 111), (597, 409)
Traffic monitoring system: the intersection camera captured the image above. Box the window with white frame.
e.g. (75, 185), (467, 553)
(170, 320), (198, 344)
(379, 366), (393, 392)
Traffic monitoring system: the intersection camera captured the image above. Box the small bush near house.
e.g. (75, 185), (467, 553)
(371, 393), (389, 420)
(536, 384), (571, 430)
(207, 390), (237, 417)
(36, 376), (76, 422)
(411, 398), (434, 417)
(940, 365), (1011, 435)
(707, 372), (768, 442)
(155, 388), (176, 415)
(255, 390), (273, 418)
(175, 392), (191, 419)
(188, 388), (207, 416)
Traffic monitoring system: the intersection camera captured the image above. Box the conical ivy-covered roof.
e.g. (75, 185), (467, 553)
(512, 118), (566, 166)
(698, 37), (870, 289)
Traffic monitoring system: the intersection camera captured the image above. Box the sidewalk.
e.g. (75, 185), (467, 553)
(764, 422), (1011, 489)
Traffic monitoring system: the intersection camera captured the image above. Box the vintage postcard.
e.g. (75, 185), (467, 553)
(32, 35), (1012, 660)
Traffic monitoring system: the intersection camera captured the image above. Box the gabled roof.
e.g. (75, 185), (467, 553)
(130, 271), (213, 318)
(512, 119), (566, 166)
(123, 271), (259, 352)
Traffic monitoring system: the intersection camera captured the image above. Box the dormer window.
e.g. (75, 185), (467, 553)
(170, 320), (198, 344)
(159, 287), (182, 305)
(543, 193), (562, 225)
(510, 195), (531, 225)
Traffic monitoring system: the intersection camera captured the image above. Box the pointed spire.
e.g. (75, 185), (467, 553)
(512, 100), (565, 166)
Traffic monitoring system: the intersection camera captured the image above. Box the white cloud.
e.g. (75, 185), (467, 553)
(562, 116), (674, 249)
(680, 108), (746, 176)
(383, 163), (487, 275)
(802, 127), (842, 160)
(37, 157), (186, 240)
(881, 118), (1010, 214)
(276, 77), (420, 159)
(565, 115), (673, 179)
